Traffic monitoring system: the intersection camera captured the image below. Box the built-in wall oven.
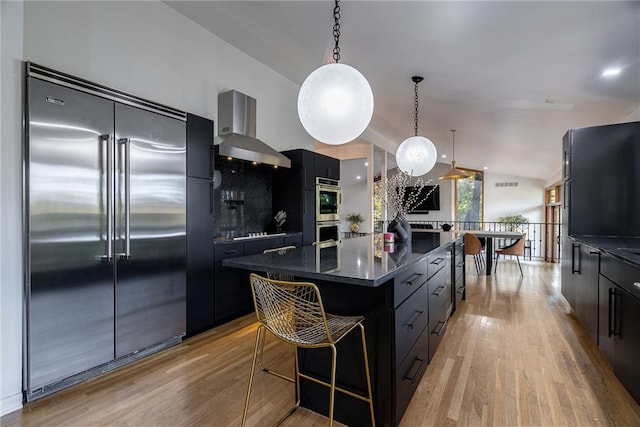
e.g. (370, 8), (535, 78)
(316, 221), (340, 243)
(316, 177), (341, 222)
(316, 177), (341, 242)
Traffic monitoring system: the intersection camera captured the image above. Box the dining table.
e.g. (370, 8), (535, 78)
(461, 230), (525, 275)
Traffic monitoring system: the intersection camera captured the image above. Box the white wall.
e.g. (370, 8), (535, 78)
(625, 105), (640, 122)
(1, 0), (25, 416)
(484, 172), (546, 223)
(22, 1), (313, 152)
(1, 0), (315, 416)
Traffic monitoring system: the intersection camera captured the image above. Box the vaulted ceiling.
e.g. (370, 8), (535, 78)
(166, 1), (640, 181)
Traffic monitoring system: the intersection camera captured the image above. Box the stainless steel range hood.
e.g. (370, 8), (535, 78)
(215, 90), (291, 168)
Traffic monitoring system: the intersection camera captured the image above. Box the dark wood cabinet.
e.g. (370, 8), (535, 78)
(186, 113), (213, 180)
(598, 253), (640, 403)
(186, 113), (216, 337)
(563, 122), (640, 237)
(561, 237), (577, 309)
(275, 149), (341, 244)
(427, 247), (450, 363)
(314, 152), (340, 180)
(573, 244), (600, 343)
(453, 238), (465, 310)
(212, 234), (303, 323)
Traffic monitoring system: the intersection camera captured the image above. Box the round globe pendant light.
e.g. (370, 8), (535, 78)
(396, 76), (437, 176)
(297, 0), (374, 145)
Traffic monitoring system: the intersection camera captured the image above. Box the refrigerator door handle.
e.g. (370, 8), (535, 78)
(118, 138), (131, 259)
(101, 134), (114, 261)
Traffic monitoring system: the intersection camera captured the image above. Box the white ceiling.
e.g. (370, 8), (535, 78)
(166, 1), (640, 181)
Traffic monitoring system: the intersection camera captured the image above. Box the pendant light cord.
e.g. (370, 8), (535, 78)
(414, 81), (420, 136)
(451, 129), (456, 161)
(333, 0), (341, 63)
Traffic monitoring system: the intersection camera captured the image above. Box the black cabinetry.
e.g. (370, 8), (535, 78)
(274, 149), (340, 245)
(573, 243), (600, 343)
(392, 257), (429, 425)
(598, 253), (640, 402)
(213, 234), (303, 323)
(427, 246), (450, 362)
(453, 238), (465, 310)
(186, 113), (216, 336)
(563, 122), (640, 237)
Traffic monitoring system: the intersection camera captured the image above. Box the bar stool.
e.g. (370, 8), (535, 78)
(242, 273), (375, 427)
(257, 246), (298, 382)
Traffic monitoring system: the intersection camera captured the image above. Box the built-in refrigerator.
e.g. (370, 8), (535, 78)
(24, 63), (186, 400)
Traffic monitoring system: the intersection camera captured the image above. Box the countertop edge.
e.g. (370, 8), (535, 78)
(570, 235), (640, 269)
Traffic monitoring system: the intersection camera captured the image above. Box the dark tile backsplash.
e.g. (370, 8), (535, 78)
(214, 160), (273, 238)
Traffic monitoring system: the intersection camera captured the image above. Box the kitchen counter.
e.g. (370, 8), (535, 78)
(571, 235), (640, 268)
(223, 231), (461, 426)
(222, 232), (456, 286)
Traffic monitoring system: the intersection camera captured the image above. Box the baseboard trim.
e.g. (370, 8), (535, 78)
(1, 392), (23, 417)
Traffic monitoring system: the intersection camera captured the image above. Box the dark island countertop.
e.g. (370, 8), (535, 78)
(571, 235), (640, 268)
(222, 232), (457, 287)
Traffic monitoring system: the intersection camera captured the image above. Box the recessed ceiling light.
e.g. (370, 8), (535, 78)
(364, 162), (368, 166)
(602, 67), (622, 77)
(483, 166), (488, 170)
(356, 175), (361, 180)
(441, 154), (447, 158)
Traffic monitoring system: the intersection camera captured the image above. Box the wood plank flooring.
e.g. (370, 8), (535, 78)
(3, 259), (640, 426)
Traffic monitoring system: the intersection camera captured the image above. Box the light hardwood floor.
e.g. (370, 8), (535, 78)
(3, 259), (640, 426)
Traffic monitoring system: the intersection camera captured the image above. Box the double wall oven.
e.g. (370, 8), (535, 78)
(316, 177), (341, 242)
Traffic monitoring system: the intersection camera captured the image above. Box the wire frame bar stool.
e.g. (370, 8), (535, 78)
(257, 246), (298, 383)
(241, 273), (375, 427)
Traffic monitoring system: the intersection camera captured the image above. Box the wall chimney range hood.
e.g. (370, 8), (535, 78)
(215, 90), (291, 168)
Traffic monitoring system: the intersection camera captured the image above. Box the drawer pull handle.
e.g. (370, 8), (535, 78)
(432, 320), (446, 336)
(431, 257), (444, 265)
(432, 286), (446, 297)
(404, 357), (426, 384)
(589, 251), (599, 255)
(456, 261), (464, 268)
(457, 286), (465, 294)
(406, 310), (425, 329)
(404, 272), (423, 286)
(225, 250), (238, 255)
(634, 282), (640, 291)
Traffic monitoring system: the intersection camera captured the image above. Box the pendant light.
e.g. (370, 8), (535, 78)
(297, 0), (374, 145)
(396, 76), (437, 176)
(439, 129), (471, 180)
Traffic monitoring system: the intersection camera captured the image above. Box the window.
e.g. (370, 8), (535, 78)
(455, 169), (484, 225)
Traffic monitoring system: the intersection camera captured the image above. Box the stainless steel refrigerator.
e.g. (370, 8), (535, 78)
(24, 63), (186, 400)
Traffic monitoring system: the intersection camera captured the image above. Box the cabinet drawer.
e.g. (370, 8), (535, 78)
(214, 242), (244, 261)
(601, 253), (640, 299)
(455, 244), (465, 282)
(428, 250), (447, 279)
(455, 276), (465, 306)
(395, 283), (428, 366)
(428, 316), (447, 363)
(244, 237), (285, 256)
(284, 233), (303, 247)
(395, 326), (429, 424)
(394, 258), (428, 307)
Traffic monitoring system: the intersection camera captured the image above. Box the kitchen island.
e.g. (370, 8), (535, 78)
(223, 232), (464, 427)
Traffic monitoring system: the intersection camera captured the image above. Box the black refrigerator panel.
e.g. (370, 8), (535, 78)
(26, 78), (116, 391)
(186, 113), (213, 179)
(569, 122), (640, 237)
(113, 103), (186, 358)
(186, 177), (215, 335)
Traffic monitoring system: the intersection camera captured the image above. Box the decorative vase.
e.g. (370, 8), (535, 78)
(350, 223), (360, 233)
(387, 217), (412, 244)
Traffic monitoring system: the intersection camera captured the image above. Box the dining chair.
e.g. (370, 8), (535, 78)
(464, 233), (485, 275)
(242, 273), (375, 427)
(494, 233), (526, 276)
